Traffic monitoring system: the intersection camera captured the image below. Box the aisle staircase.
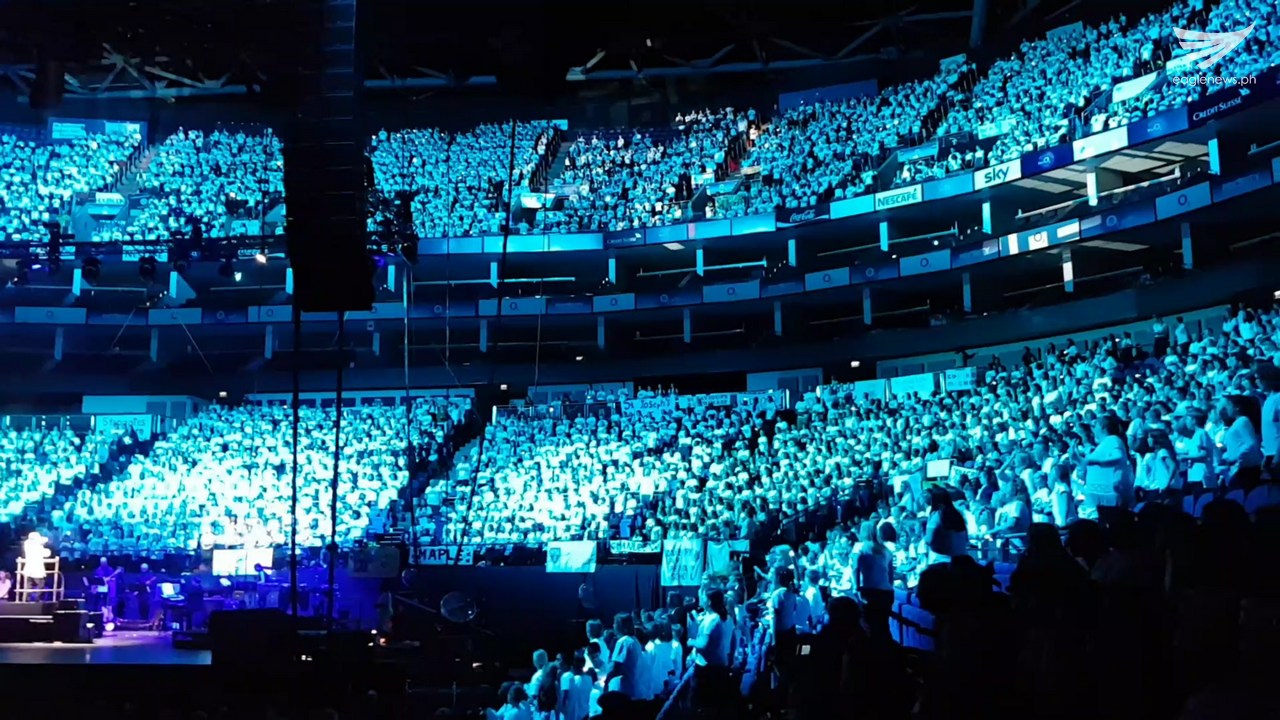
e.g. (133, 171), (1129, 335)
(544, 137), (575, 189)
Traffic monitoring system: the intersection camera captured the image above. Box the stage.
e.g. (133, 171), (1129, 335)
(0, 630), (210, 665)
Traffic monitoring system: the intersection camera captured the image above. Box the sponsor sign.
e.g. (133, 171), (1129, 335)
(1021, 144), (1073, 177)
(923, 173), (974, 201)
(972, 159), (1022, 190)
(1127, 107), (1188, 144)
(1081, 204), (1157, 238)
(603, 229), (644, 248)
(775, 203), (830, 228)
(1155, 181), (1211, 220)
(414, 546), (477, 565)
(873, 184), (922, 211)
(1072, 126), (1129, 162)
(829, 194), (874, 219)
(899, 249), (952, 277)
(1212, 168), (1273, 203)
(953, 239), (1001, 268)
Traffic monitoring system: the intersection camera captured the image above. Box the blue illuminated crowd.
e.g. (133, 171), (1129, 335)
(0, 0), (1274, 247)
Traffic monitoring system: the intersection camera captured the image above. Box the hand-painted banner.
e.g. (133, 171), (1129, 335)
(661, 538), (705, 587)
(547, 540), (598, 573)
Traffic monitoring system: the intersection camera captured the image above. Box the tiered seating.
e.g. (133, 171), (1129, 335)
(740, 71), (959, 213)
(369, 121), (557, 239)
(1105, 0), (1280, 129)
(111, 127), (284, 243)
(540, 109), (746, 232)
(0, 129), (140, 243)
(7, 398), (465, 562)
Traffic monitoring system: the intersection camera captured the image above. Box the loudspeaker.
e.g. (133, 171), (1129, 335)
(52, 610), (92, 643)
(30, 60), (65, 110)
(209, 609), (294, 666)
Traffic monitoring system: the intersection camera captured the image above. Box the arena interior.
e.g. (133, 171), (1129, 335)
(1, 0), (1280, 718)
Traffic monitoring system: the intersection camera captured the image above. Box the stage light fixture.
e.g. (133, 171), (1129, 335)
(138, 256), (158, 283)
(255, 250), (268, 264)
(82, 257), (102, 283)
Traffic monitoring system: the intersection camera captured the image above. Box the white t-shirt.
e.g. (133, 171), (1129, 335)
(693, 612), (734, 667)
(608, 635), (644, 699)
(560, 672), (593, 720)
(768, 588), (805, 633)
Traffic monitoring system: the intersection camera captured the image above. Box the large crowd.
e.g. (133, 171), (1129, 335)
(0, 1), (1272, 246)
(0, 127), (140, 244)
(418, 300), (1280, 583)
(0, 398), (465, 563)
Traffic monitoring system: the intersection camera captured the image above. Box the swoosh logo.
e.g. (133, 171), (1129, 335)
(1174, 23), (1255, 70)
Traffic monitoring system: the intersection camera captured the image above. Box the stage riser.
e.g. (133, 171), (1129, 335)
(0, 616), (56, 643)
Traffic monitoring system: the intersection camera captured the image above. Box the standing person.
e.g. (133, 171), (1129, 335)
(924, 488), (970, 561)
(1172, 405), (1216, 491)
(657, 586), (737, 720)
(532, 660), (562, 720)
(855, 521), (894, 641)
(605, 613), (644, 701)
(1260, 363), (1280, 479)
(560, 650), (594, 720)
(1219, 394), (1263, 492)
(1082, 414), (1135, 515)
(767, 567), (804, 691)
(646, 623), (681, 697)
(800, 569), (826, 631)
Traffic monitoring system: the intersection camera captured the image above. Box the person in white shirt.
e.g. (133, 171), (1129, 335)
(560, 650), (594, 720)
(1219, 395), (1264, 492)
(645, 622), (681, 697)
(1258, 363), (1280, 478)
(527, 648), (549, 699)
(800, 568), (826, 631)
(1173, 405), (1217, 490)
(604, 613), (644, 701)
(1082, 414), (1135, 514)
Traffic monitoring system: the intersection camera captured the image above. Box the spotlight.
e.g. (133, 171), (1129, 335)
(82, 257), (102, 283)
(138, 256), (158, 283)
(233, 271), (243, 283)
(218, 257), (235, 278)
(255, 250), (267, 264)
(850, 360), (861, 369)
(575, 355), (584, 362)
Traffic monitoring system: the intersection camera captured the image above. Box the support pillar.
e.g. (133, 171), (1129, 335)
(1062, 248), (1074, 293)
(1181, 223), (1194, 269)
(683, 309), (692, 343)
(962, 272), (972, 313)
(862, 288), (872, 326)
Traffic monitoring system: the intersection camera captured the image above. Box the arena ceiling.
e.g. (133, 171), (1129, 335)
(0, 0), (1108, 101)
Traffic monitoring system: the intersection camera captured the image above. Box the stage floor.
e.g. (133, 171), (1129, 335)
(0, 631), (210, 665)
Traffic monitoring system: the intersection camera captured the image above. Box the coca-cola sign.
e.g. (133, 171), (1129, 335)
(775, 203), (829, 227)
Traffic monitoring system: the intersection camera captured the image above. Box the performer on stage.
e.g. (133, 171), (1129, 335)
(134, 563), (158, 624)
(21, 531), (51, 592)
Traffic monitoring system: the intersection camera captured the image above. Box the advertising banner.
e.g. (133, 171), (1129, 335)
(873, 185), (923, 211)
(899, 249), (952, 277)
(774, 203), (831, 228)
(972, 159), (1022, 190)
(1020, 144), (1073, 177)
(604, 228), (645, 248)
(547, 540), (598, 573)
(676, 393), (732, 411)
(661, 538), (705, 587)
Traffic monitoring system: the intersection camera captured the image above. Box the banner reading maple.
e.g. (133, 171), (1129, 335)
(660, 538), (705, 587)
